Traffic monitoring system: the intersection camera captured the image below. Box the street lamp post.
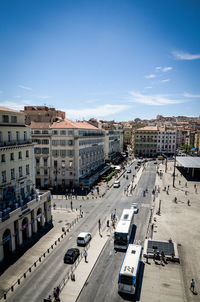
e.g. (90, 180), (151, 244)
(173, 150), (177, 187)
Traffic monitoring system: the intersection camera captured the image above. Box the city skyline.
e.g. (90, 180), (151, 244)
(0, 0), (200, 121)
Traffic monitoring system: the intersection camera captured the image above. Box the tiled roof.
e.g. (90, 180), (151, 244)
(136, 126), (158, 131)
(0, 106), (23, 114)
(51, 119), (100, 130)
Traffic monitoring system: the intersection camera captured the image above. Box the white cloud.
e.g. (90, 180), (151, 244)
(18, 85), (32, 91)
(160, 79), (170, 83)
(172, 51), (200, 60)
(145, 86), (152, 89)
(129, 90), (186, 106)
(145, 74), (156, 79)
(155, 66), (173, 72)
(183, 92), (200, 98)
(0, 100), (31, 111)
(162, 67), (173, 72)
(65, 104), (130, 120)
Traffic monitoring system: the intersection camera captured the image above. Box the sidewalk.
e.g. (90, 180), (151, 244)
(0, 209), (78, 299)
(59, 225), (111, 302)
(140, 160), (200, 302)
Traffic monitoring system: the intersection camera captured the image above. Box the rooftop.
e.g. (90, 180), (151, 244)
(176, 156), (200, 168)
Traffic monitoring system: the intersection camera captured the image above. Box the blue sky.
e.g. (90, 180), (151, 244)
(0, 0), (200, 121)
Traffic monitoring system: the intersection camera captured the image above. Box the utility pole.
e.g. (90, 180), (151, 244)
(173, 150), (176, 187)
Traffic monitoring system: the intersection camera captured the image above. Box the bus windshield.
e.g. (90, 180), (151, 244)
(114, 232), (128, 245)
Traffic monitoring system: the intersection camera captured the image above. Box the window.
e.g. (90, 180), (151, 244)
(42, 148), (49, 154)
(60, 140), (66, 146)
(10, 153), (14, 160)
(60, 130), (66, 135)
(1, 154), (5, 162)
(8, 131), (11, 142)
(0, 131), (2, 143)
(44, 158), (48, 166)
(19, 167), (22, 177)
(61, 160), (65, 168)
(68, 130), (74, 136)
(11, 168), (15, 180)
(26, 164), (30, 175)
(42, 139), (49, 144)
(35, 148), (41, 154)
(16, 131), (20, 141)
(2, 115), (9, 123)
(44, 170), (48, 175)
(2, 171), (6, 183)
(24, 131), (27, 140)
(26, 150), (29, 158)
(11, 116), (17, 123)
(42, 130), (48, 134)
(68, 140), (73, 146)
(60, 150), (66, 157)
(18, 151), (22, 159)
(36, 170), (40, 175)
(36, 158), (40, 164)
(54, 160), (57, 168)
(52, 150), (59, 157)
(34, 130), (41, 134)
(52, 130), (58, 135)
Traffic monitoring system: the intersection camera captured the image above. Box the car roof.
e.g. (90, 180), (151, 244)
(77, 232), (90, 237)
(66, 248), (78, 254)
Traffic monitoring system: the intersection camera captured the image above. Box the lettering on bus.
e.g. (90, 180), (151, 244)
(124, 266), (134, 274)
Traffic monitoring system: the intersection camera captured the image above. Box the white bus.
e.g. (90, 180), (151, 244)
(118, 244), (142, 295)
(114, 209), (134, 250)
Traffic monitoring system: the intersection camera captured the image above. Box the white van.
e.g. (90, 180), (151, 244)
(77, 232), (92, 246)
(113, 180), (120, 188)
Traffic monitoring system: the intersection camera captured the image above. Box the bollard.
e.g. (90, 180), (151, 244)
(51, 245), (53, 249)
(18, 279), (20, 285)
(39, 257), (41, 262)
(61, 234), (63, 238)
(11, 286), (14, 292)
(34, 262), (37, 267)
(4, 293), (6, 300)
(43, 253), (45, 257)
(55, 241), (57, 245)
(24, 273), (26, 278)
(47, 248), (50, 253)
(29, 267), (31, 272)
(58, 238), (60, 242)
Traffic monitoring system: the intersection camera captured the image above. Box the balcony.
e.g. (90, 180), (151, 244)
(0, 139), (33, 148)
(0, 190), (51, 222)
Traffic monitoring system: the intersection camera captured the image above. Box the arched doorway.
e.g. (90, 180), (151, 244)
(21, 217), (29, 243)
(2, 229), (12, 260)
(36, 208), (42, 230)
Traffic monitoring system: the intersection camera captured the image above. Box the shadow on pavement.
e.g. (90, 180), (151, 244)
(0, 223), (53, 276)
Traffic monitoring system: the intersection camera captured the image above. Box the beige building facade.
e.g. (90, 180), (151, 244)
(133, 126), (158, 157)
(0, 107), (51, 263)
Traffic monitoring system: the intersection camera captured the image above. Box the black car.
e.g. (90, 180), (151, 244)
(64, 248), (80, 264)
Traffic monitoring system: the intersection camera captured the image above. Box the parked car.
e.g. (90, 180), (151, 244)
(135, 165), (139, 169)
(113, 180), (120, 188)
(77, 232), (92, 246)
(64, 248), (80, 264)
(127, 168), (132, 173)
(131, 203), (139, 214)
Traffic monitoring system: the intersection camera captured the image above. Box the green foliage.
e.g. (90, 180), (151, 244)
(102, 169), (117, 181)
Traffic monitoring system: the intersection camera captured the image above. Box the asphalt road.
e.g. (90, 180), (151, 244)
(6, 161), (156, 302)
(77, 162), (156, 302)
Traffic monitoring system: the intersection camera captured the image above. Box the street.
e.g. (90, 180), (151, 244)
(5, 161), (156, 301)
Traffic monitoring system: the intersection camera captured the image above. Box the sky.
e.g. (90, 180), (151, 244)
(0, 0), (200, 121)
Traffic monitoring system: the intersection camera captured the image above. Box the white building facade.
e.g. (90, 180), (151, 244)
(157, 128), (176, 155)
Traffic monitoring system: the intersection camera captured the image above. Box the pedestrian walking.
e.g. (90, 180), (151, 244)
(84, 250), (88, 263)
(190, 279), (195, 293)
(185, 182), (187, 187)
(185, 190), (188, 196)
(179, 180), (181, 185)
(70, 200), (73, 211)
(187, 200), (190, 206)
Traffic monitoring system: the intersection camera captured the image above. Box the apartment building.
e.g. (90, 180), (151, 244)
(0, 107), (51, 263)
(104, 130), (123, 161)
(23, 106), (65, 124)
(51, 120), (105, 189)
(123, 125), (132, 149)
(133, 126), (158, 157)
(31, 122), (52, 188)
(194, 131), (200, 152)
(157, 127), (176, 155)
